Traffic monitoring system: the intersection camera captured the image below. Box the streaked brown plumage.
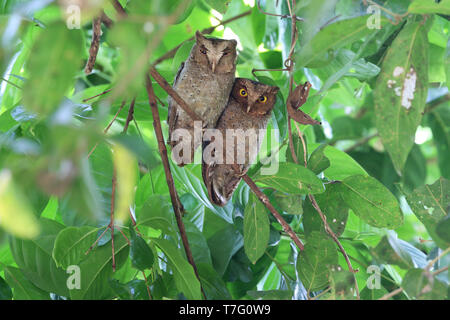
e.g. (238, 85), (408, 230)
(202, 78), (279, 206)
(168, 31), (237, 166)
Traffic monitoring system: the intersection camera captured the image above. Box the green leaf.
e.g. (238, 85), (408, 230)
(340, 175), (403, 229)
(244, 193), (270, 264)
(52, 226), (98, 269)
(109, 279), (150, 300)
(297, 231), (338, 292)
(207, 224), (243, 276)
(296, 16), (389, 69)
(23, 22), (83, 115)
(360, 286), (389, 300)
(0, 169), (40, 239)
(402, 268), (448, 300)
(408, 0), (450, 15)
(9, 218), (70, 297)
(273, 191), (303, 215)
(303, 183), (349, 237)
(129, 227), (154, 271)
(322, 145), (368, 180)
(151, 238), (202, 300)
(197, 263), (232, 300)
(404, 177), (450, 249)
(329, 266), (356, 300)
(255, 162), (324, 195)
(3, 266), (50, 300)
(205, 0), (231, 14)
(374, 20), (429, 173)
(70, 237), (129, 300)
(372, 233), (427, 269)
(0, 275), (12, 300)
(136, 195), (176, 236)
(426, 103), (450, 179)
(436, 215), (450, 243)
(308, 144), (330, 174)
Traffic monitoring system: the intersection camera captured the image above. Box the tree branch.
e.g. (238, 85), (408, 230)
(145, 75), (206, 299)
(85, 16), (102, 74)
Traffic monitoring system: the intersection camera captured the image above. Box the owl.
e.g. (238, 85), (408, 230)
(168, 31), (237, 166)
(202, 78), (280, 206)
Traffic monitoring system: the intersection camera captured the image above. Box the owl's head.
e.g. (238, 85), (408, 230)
(192, 31), (237, 74)
(231, 78), (280, 115)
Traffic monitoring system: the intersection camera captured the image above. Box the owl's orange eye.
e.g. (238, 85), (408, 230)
(239, 89), (247, 97)
(259, 95), (267, 103)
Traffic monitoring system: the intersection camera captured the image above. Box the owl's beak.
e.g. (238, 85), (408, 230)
(246, 105), (252, 113)
(211, 61), (217, 73)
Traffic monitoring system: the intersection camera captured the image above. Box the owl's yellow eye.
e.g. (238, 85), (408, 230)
(239, 89), (247, 97)
(259, 95), (267, 103)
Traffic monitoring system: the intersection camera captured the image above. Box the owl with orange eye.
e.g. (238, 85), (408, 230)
(202, 78), (280, 206)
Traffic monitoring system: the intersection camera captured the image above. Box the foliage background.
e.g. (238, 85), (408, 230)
(0, 0), (449, 300)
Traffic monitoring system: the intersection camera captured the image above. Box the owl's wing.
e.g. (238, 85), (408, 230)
(167, 61), (185, 138)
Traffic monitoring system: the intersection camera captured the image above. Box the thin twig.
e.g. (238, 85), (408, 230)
(149, 67), (202, 121)
(82, 88), (113, 102)
(425, 247), (450, 272)
(110, 0), (127, 18)
(257, 0), (304, 21)
(378, 287), (404, 300)
(85, 16), (102, 74)
(123, 98), (136, 133)
(145, 75), (206, 299)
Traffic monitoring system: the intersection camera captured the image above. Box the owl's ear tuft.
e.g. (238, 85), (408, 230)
(230, 39), (237, 47)
(271, 86), (280, 94)
(195, 31), (206, 43)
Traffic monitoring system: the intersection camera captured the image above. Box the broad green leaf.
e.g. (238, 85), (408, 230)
(297, 231), (338, 292)
(244, 193), (270, 264)
(9, 218), (69, 297)
(303, 183), (349, 237)
(109, 279), (150, 300)
(207, 224), (243, 276)
(436, 215), (450, 243)
(129, 227), (154, 271)
(426, 103), (450, 179)
(372, 233), (427, 269)
(360, 286), (389, 300)
(205, 0), (231, 14)
(197, 263), (232, 300)
(255, 162), (324, 195)
(374, 20), (429, 173)
(151, 238), (202, 300)
(404, 177), (450, 249)
(70, 237), (129, 300)
(0, 169), (40, 239)
(322, 145), (368, 180)
(296, 16), (388, 69)
(329, 266), (356, 300)
(136, 194), (175, 235)
(3, 266), (50, 300)
(408, 0), (450, 15)
(111, 134), (160, 171)
(184, 220), (213, 266)
(0, 275), (12, 300)
(273, 191), (303, 215)
(23, 22), (83, 115)
(402, 268), (448, 300)
(308, 144), (330, 174)
(112, 143), (138, 224)
(52, 226), (98, 269)
(340, 175), (403, 229)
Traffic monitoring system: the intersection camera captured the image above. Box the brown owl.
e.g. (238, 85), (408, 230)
(168, 31), (237, 166)
(202, 78), (280, 206)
